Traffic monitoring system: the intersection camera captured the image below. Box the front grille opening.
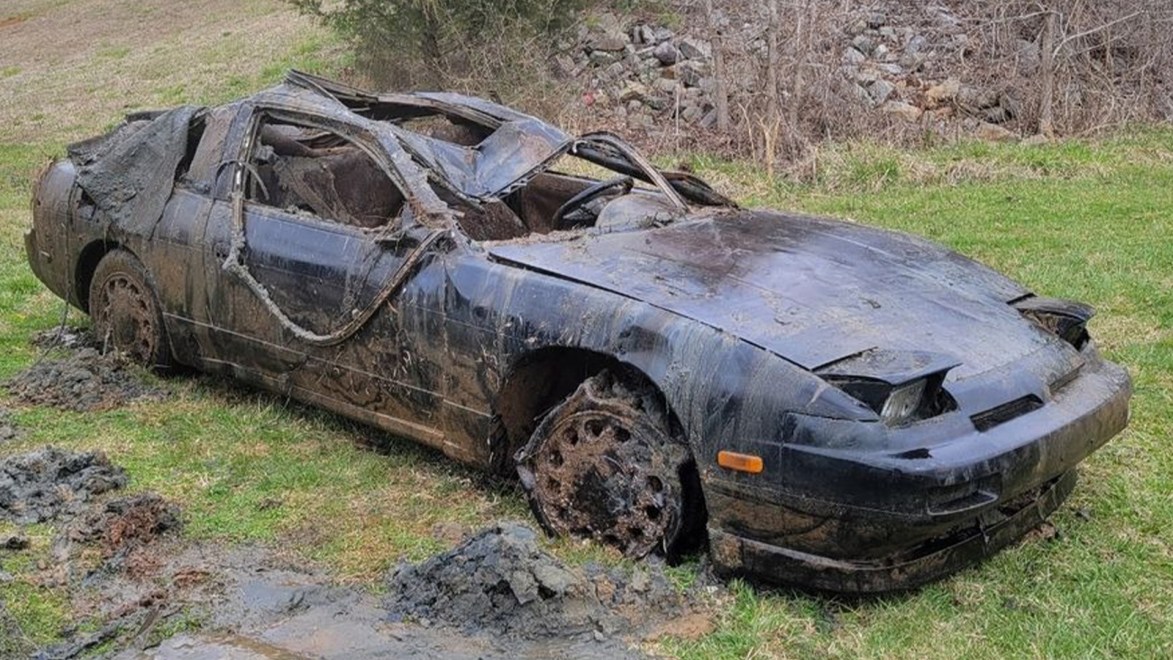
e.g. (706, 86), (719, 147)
(971, 395), (1043, 432)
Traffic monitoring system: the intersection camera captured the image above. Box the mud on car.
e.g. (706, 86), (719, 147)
(26, 72), (1131, 592)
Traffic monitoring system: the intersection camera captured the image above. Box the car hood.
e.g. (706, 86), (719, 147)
(487, 211), (1055, 380)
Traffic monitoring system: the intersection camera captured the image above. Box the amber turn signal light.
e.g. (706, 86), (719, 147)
(717, 450), (764, 474)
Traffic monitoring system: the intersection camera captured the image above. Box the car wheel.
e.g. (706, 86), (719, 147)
(88, 250), (171, 370)
(516, 369), (690, 558)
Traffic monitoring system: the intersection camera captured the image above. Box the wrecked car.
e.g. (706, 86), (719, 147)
(25, 71), (1131, 593)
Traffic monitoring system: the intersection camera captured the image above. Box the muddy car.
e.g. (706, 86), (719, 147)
(26, 72), (1130, 592)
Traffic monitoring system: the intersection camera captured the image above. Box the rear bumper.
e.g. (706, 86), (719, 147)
(704, 353), (1131, 592)
(710, 470), (1076, 593)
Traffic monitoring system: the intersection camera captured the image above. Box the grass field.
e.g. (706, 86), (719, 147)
(2, 1), (1171, 657)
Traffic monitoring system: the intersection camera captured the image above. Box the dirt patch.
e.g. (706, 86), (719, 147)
(0, 407), (19, 443)
(64, 493), (183, 565)
(388, 522), (696, 642)
(0, 447), (128, 524)
(4, 348), (167, 412)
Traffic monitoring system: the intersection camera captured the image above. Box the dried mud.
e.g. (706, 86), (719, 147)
(5, 348), (167, 412)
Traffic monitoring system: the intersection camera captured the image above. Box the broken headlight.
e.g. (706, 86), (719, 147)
(1013, 296), (1094, 350)
(825, 374), (956, 426)
(817, 349), (960, 426)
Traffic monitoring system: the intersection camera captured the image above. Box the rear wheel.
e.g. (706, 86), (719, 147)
(516, 369), (691, 558)
(88, 250), (171, 370)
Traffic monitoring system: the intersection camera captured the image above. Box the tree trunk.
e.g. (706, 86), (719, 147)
(1038, 9), (1057, 137)
(704, 0), (730, 132)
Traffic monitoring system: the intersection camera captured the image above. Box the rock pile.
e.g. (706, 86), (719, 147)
(556, 4), (1028, 142)
(554, 12), (719, 132)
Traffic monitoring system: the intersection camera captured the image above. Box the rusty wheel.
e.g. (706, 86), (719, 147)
(89, 250), (171, 370)
(516, 370), (690, 558)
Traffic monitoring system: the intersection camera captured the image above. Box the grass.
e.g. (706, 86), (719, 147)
(1, 1), (1172, 656)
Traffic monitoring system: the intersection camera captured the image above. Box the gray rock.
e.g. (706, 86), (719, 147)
(638, 24), (656, 45)
(677, 36), (711, 60)
(652, 41), (680, 65)
(847, 17), (869, 36)
(843, 47), (866, 65)
(675, 61), (707, 87)
(905, 35), (928, 58)
(867, 11), (887, 29)
(681, 104), (705, 123)
(652, 26), (675, 44)
(604, 61), (626, 80)
(881, 100), (923, 122)
(699, 108), (718, 128)
(875, 63), (905, 76)
(552, 54), (578, 79)
(589, 50), (620, 67)
(867, 79), (896, 105)
(620, 81), (652, 104)
(590, 33), (629, 53)
(851, 34), (876, 56)
(879, 26), (897, 41)
(873, 44), (891, 61)
(653, 77), (678, 95)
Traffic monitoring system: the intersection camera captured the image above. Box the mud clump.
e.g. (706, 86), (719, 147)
(0, 447), (128, 524)
(68, 492), (183, 557)
(5, 348), (167, 412)
(388, 522), (688, 641)
(31, 325), (99, 351)
(0, 407), (19, 443)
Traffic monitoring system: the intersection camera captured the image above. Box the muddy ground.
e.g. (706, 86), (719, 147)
(6, 330), (168, 412)
(0, 335), (720, 658)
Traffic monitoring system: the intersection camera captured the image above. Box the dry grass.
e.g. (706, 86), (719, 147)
(0, 0), (337, 144)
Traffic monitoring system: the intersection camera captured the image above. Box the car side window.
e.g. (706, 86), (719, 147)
(244, 114), (405, 229)
(185, 106), (235, 191)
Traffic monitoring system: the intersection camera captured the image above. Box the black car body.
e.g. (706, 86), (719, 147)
(25, 72), (1131, 592)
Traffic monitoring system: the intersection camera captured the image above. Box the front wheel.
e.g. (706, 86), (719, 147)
(516, 369), (691, 558)
(88, 249), (172, 370)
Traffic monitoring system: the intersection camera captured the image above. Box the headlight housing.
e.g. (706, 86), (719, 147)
(825, 374), (955, 426)
(817, 349), (959, 426)
(1013, 296), (1093, 350)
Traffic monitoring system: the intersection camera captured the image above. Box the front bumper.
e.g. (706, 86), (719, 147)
(710, 470), (1075, 593)
(704, 353), (1131, 593)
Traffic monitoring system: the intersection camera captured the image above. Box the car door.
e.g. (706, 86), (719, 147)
(199, 106), (447, 444)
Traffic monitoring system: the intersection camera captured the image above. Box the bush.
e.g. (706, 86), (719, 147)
(290, 0), (586, 89)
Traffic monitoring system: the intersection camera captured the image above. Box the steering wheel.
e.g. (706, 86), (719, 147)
(551, 175), (634, 230)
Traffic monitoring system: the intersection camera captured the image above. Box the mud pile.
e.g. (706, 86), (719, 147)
(0, 407), (18, 443)
(4, 348), (166, 412)
(31, 325), (99, 351)
(388, 522), (688, 640)
(66, 492), (183, 559)
(0, 447), (128, 523)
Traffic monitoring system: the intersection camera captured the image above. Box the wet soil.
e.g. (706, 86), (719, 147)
(388, 522), (693, 642)
(0, 447), (128, 524)
(5, 348), (167, 412)
(0, 407), (19, 443)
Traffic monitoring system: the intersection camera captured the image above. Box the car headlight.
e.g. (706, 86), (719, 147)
(1013, 296), (1093, 350)
(825, 375), (955, 426)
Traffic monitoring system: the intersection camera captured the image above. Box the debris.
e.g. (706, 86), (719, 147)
(4, 348), (167, 412)
(1, 534), (30, 551)
(0, 447), (128, 524)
